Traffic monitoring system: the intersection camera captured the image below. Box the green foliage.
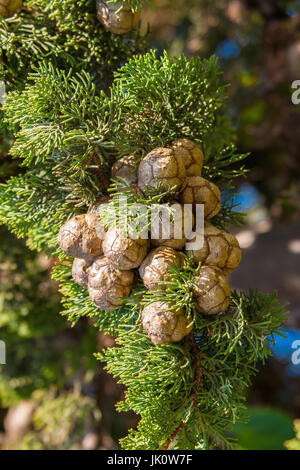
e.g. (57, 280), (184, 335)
(0, 0), (145, 90)
(0, 51), (247, 253)
(0, 170), (71, 253)
(111, 52), (226, 156)
(211, 190), (245, 231)
(95, 251), (287, 449)
(98, 289), (287, 450)
(101, 178), (181, 237)
(141, 253), (199, 320)
(108, 51), (249, 192)
(3, 64), (113, 192)
(0, 0), (146, 252)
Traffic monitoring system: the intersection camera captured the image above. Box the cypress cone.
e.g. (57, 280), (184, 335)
(57, 214), (104, 260)
(96, 0), (140, 35)
(138, 147), (187, 194)
(0, 0), (22, 18)
(103, 227), (149, 270)
(111, 155), (137, 184)
(181, 176), (221, 219)
(190, 222), (242, 274)
(141, 301), (193, 345)
(172, 138), (204, 177)
(151, 202), (194, 250)
(139, 247), (183, 291)
(88, 256), (134, 311)
(193, 265), (231, 315)
(72, 258), (94, 288)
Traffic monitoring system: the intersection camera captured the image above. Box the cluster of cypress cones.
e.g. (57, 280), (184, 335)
(58, 139), (241, 344)
(58, 138), (242, 345)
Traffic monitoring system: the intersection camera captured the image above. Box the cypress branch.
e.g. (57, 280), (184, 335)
(0, 2), (288, 450)
(98, 289), (287, 450)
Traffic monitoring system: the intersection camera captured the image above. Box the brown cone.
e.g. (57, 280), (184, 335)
(141, 301), (192, 345)
(172, 138), (204, 177)
(72, 258), (95, 288)
(0, 0), (22, 18)
(111, 155), (137, 184)
(57, 214), (104, 259)
(151, 202), (194, 250)
(138, 147), (187, 194)
(103, 227), (149, 270)
(193, 266), (230, 315)
(139, 247), (183, 290)
(190, 222), (242, 274)
(181, 176), (221, 219)
(96, 0), (140, 35)
(88, 256), (134, 311)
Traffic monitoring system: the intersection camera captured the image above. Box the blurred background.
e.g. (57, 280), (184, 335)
(0, 0), (299, 450)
